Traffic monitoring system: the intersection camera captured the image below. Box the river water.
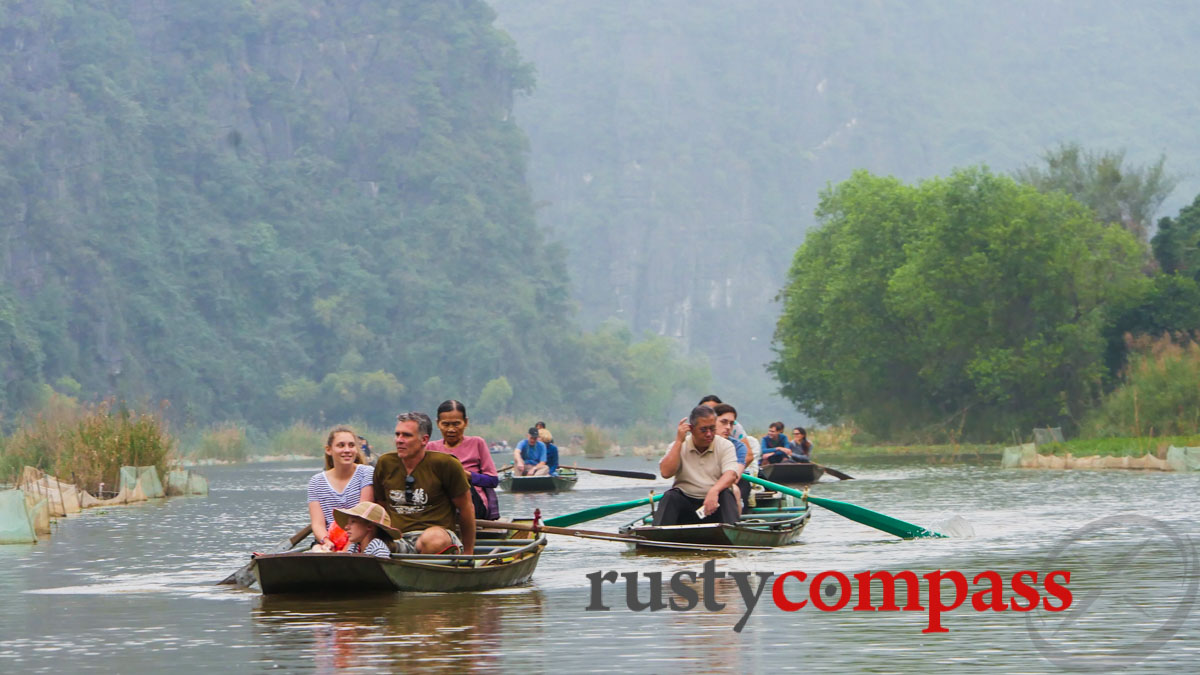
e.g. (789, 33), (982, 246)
(0, 454), (1196, 672)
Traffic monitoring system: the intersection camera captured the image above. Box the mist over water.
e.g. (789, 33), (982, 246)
(1, 458), (1196, 672)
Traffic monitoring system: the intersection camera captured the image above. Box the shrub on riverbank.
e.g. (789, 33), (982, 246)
(0, 396), (175, 493)
(1085, 333), (1200, 437)
(191, 425), (249, 463)
(1038, 435), (1200, 458)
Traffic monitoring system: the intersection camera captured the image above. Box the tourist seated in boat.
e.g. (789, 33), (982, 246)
(654, 405), (740, 526)
(760, 422), (794, 464)
(513, 427), (550, 476)
(789, 427), (813, 461)
(307, 425), (374, 551)
(712, 403), (755, 511)
(374, 411), (476, 555)
(699, 394), (750, 448)
(426, 399), (500, 520)
(332, 502), (401, 558)
(538, 428), (560, 476)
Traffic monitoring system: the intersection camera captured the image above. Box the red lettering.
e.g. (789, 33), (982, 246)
(809, 571), (851, 611)
(772, 571), (807, 611)
(922, 570), (967, 633)
(1009, 570), (1040, 611)
(853, 570), (923, 611)
(1042, 570), (1072, 612)
(970, 571), (1008, 612)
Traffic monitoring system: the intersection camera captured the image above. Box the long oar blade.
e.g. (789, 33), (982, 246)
(744, 474), (944, 539)
(572, 466), (658, 480)
(218, 525), (313, 586)
(544, 494), (664, 527)
(820, 465), (855, 481)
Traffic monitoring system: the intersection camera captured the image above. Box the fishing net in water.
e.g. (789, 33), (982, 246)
(1166, 446), (1200, 472)
(0, 489), (37, 544)
(166, 469), (209, 497)
(17, 467), (82, 517)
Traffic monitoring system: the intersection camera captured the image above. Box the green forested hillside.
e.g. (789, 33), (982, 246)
(491, 0), (1200, 420)
(0, 0), (705, 429)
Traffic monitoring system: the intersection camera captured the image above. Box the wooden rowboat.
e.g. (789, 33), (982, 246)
(618, 493), (811, 551)
(252, 535), (547, 594)
(499, 468), (578, 493)
(759, 461), (824, 486)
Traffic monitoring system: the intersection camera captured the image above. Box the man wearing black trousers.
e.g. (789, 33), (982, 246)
(653, 405), (740, 526)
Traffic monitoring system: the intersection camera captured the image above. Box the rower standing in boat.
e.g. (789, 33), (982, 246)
(654, 405), (740, 526)
(513, 427), (550, 476)
(427, 399), (500, 520)
(374, 412), (475, 555)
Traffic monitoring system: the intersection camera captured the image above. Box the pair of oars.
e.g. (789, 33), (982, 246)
(542, 474), (942, 538)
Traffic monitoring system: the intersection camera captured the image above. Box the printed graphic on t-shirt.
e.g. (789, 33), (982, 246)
(388, 487), (428, 514)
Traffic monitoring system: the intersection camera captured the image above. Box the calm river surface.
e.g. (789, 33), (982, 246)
(1, 454), (1196, 673)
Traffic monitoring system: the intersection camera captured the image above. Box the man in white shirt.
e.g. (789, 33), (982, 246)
(654, 405), (740, 526)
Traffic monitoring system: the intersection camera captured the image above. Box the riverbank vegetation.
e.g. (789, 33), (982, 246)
(773, 148), (1200, 445)
(0, 395), (175, 493)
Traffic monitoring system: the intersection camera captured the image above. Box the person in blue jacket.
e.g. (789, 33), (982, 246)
(538, 428), (560, 475)
(513, 427), (549, 476)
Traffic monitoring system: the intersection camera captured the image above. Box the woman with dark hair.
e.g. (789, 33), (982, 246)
(789, 427), (813, 462)
(426, 400), (500, 520)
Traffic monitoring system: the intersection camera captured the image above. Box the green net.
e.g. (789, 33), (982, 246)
(0, 489), (36, 544)
(185, 473), (208, 496)
(1167, 446), (1200, 472)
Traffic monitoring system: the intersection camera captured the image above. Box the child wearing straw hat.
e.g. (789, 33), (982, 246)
(332, 502), (401, 558)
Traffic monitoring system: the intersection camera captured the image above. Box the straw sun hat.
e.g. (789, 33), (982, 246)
(333, 501), (403, 539)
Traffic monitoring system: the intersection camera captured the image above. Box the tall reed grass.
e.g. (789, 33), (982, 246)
(0, 395), (175, 493)
(1085, 333), (1200, 438)
(193, 424), (249, 463)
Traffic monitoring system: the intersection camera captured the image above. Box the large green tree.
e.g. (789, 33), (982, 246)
(1151, 193), (1200, 279)
(1015, 143), (1176, 242)
(771, 168), (1145, 440)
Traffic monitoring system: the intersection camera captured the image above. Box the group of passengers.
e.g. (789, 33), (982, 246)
(654, 394), (814, 529)
(306, 400), (490, 559)
(305, 392), (812, 558)
(512, 421), (561, 477)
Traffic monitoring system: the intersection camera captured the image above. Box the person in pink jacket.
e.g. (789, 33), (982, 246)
(425, 399), (500, 520)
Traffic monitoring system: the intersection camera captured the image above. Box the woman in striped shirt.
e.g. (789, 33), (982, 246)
(307, 425), (374, 550)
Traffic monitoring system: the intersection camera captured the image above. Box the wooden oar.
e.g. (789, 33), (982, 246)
(819, 464), (855, 480)
(543, 493), (665, 527)
(475, 519), (770, 551)
(743, 474), (945, 539)
(218, 525), (313, 586)
(570, 465), (657, 480)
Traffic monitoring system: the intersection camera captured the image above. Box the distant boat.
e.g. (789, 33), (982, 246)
(759, 461), (824, 486)
(499, 468), (578, 493)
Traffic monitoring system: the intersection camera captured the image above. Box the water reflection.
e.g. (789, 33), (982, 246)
(253, 591), (546, 672)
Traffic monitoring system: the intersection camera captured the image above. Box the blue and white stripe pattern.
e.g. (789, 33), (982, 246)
(306, 464), (374, 527)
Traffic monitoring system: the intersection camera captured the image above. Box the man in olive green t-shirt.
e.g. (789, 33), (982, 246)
(374, 411), (475, 555)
